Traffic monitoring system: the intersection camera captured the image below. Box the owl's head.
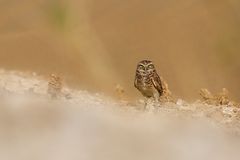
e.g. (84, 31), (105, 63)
(136, 60), (156, 75)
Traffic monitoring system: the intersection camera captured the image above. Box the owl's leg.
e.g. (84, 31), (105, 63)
(143, 97), (149, 110)
(153, 92), (161, 107)
(144, 97), (155, 111)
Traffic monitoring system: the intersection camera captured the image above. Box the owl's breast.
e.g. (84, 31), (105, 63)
(142, 76), (152, 86)
(140, 87), (156, 98)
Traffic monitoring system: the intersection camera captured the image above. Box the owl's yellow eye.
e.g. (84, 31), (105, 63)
(138, 65), (144, 70)
(148, 64), (154, 69)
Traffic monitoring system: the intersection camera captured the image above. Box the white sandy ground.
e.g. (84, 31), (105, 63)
(0, 70), (240, 160)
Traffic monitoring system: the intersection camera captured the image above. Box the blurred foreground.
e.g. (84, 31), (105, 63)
(0, 70), (240, 160)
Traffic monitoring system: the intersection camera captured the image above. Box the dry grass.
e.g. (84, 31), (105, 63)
(199, 88), (239, 107)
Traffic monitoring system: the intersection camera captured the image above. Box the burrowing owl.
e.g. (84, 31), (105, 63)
(134, 60), (163, 100)
(48, 74), (62, 98)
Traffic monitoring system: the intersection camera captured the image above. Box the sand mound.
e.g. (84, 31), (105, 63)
(0, 70), (240, 160)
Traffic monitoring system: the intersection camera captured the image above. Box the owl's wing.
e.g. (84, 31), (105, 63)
(150, 72), (163, 96)
(134, 71), (142, 90)
(134, 78), (139, 90)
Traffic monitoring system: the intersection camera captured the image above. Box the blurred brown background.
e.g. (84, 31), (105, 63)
(0, 0), (239, 100)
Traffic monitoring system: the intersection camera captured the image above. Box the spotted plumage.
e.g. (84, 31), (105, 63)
(134, 60), (163, 99)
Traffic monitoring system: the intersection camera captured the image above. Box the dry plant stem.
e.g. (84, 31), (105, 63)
(199, 88), (235, 106)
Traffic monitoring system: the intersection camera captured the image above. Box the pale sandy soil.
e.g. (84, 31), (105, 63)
(0, 70), (240, 160)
